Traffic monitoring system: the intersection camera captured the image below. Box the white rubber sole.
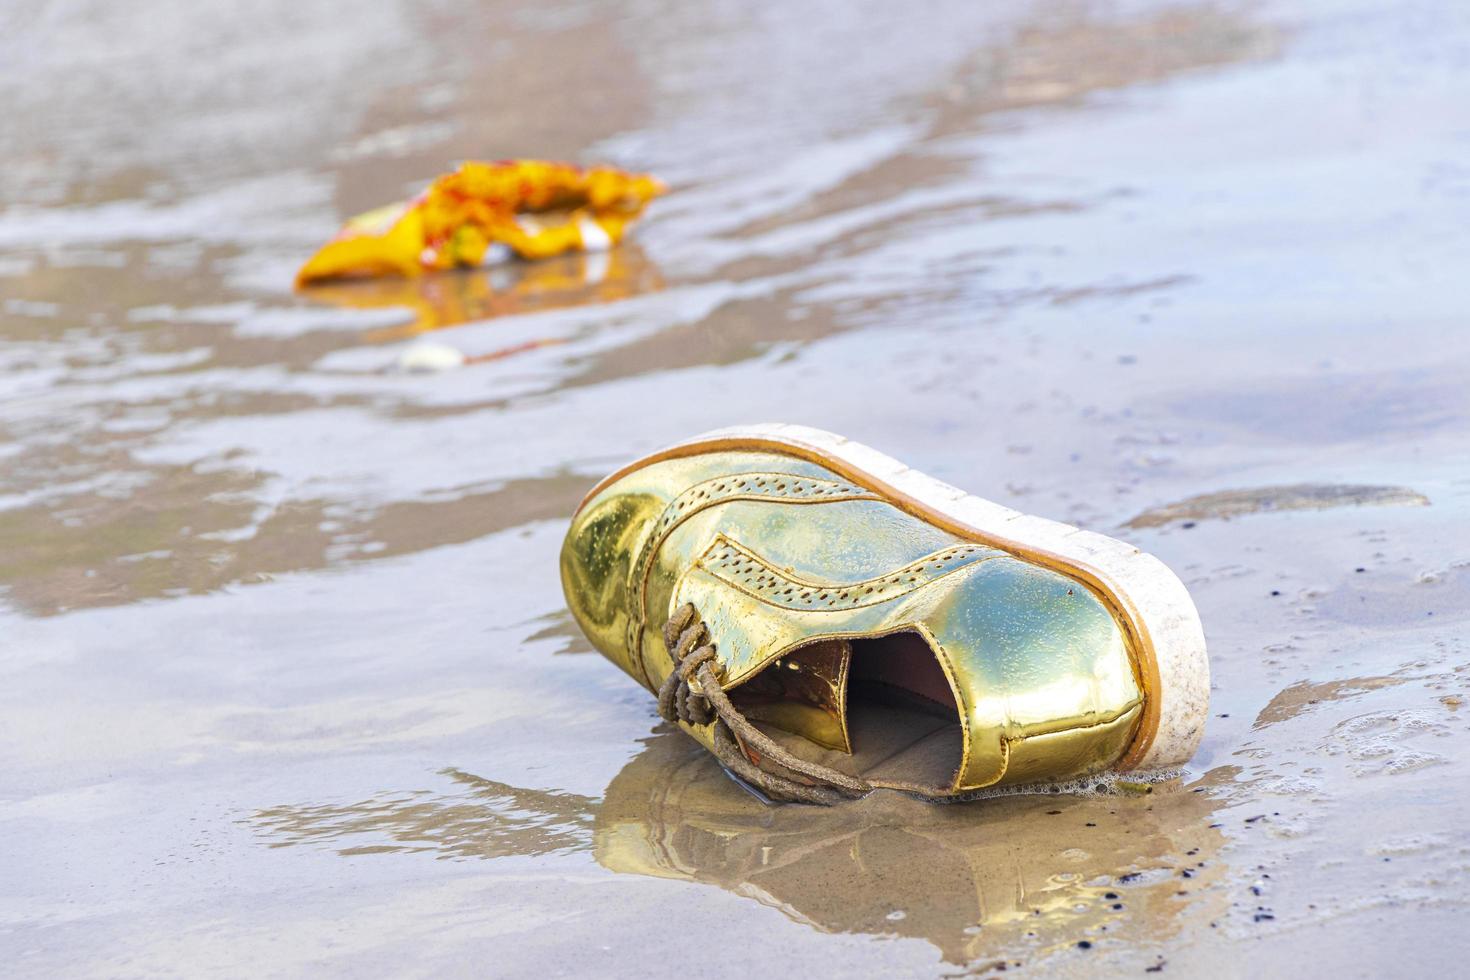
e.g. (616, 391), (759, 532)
(583, 423), (1209, 771)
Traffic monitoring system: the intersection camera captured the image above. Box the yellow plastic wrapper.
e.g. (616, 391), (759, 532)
(295, 160), (666, 286)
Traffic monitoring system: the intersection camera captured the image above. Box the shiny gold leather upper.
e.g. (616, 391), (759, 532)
(561, 450), (1143, 794)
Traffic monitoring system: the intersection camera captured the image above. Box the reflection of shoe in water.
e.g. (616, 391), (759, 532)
(248, 733), (1228, 964)
(561, 424), (1209, 802)
(595, 732), (1228, 963)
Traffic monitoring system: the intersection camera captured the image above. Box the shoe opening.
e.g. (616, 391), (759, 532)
(846, 632), (963, 790)
(731, 631), (964, 794)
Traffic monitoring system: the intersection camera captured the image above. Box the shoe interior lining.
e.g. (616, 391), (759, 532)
(749, 631), (963, 793)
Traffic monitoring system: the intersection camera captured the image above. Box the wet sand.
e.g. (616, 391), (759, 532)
(3, 0), (1469, 975)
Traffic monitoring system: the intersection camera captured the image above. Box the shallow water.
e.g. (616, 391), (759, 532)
(3, 0), (1470, 975)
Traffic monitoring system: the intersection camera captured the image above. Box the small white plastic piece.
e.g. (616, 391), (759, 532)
(577, 214), (613, 252)
(396, 342), (467, 372)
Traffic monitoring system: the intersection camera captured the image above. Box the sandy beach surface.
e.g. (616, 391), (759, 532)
(3, 0), (1469, 975)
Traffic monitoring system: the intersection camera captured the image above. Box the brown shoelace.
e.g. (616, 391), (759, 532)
(656, 602), (872, 805)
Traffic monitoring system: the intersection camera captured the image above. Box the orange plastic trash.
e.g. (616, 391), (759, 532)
(296, 160), (666, 286)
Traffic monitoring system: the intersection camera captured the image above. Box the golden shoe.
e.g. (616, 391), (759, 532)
(561, 424), (1208, 803)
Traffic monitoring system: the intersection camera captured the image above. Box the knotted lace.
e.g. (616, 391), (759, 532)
(655, 601), (873, 805)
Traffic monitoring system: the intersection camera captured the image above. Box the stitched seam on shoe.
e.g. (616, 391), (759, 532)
(626, 472), (882, 689)
(695, 534), (1002, 611)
